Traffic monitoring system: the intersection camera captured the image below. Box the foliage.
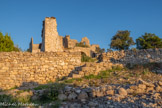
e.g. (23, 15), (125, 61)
(38, 83), (65, 103)
(34, 84), (50, 90)
(131, 48), (137, 52)
(13, 45), (22, 52)
(0, 32), (21, 52)
(26, 48), (30, 52)
(81, 53), (96, 62)
(136, 33), (162, 49)
(0, 94), (17, 103)
(0, 32), (14, 52)
(0, 94), (31, 106)
(110, 30), (135, 50)
(95, 47), (105, 53)
(76, 42), (89, 47)
(107, 48), (113, 52)
(64, 78), (82, 83)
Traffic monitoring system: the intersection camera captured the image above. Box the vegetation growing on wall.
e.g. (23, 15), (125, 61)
(81, 52), (96, 62)
(76, 42), (89, 48)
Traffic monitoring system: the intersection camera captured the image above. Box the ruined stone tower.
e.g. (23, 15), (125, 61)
(41, 17), (63, 52)
(30, 17), (99, 57)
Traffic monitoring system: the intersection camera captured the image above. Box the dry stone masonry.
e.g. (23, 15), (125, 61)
(0, 48), (162, 90)
(0, 52), (81, 90)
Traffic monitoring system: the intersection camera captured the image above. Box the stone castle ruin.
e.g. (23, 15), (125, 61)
(29, 17), (99, 57)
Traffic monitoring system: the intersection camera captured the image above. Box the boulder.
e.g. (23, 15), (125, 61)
(88, 101), (98, 107)
(58, 94), (67, 100)
(106, 90), (114, 96)
(158, 81), (162, 86)
(138, 78), (154, 87)
(138, 84), (146, 89)
(68, 92), (77, 100)
(78, 92), (88, 100)
(118, 88), (127, 96)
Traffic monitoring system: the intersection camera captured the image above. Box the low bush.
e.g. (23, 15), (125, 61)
(0, 94), (17, 103)
(81, 54), (96, 62)
(76, 42), (89, 48)
(38, 83), (65, 103)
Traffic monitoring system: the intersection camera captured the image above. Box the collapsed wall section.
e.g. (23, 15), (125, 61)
(0, 52), (81, 90)
(101, 49), (162, 64)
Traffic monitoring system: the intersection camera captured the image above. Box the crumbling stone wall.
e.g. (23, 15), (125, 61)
(81, 37), (90, 46)
(63, 35), (78, 49)
(0, 52), (81, 90)
(101, 49), (162, 64)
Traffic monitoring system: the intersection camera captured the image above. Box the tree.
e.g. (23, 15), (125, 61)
(110, 30), (135, 50)
(136, 33), (162, 49)
(0, 32), (21, 52)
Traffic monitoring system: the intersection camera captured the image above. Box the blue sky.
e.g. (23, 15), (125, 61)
(0, 0), (162, 50)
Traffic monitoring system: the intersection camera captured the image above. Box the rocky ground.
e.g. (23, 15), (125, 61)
(56, 78), (162, 108)
(0, 64), (162, 108)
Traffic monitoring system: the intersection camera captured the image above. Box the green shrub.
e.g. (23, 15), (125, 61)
(76, 42), (89, 48)
(0, 94), (17, 103)
(38, 83), (65, 103)
(0, 32), (21, 52)
(81, 54), (96, 62)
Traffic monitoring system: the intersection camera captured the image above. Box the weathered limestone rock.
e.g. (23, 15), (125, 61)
(138, 78), (155, 87)
(68, 92), (77, 100)
(118, 88), (127, 96)
(58, 94), (67, 100)
(77, 92), (88, 100)
(106, 90), (115, 96)
(155, 86), (162, 92)
(158, 81), (162, 86)
(138, 84), (146, 89)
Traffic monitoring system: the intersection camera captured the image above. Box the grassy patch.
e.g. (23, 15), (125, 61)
(64, 78), (82, 83)
(84, 74), (97, 79)
(9, 86), (18, 90)
(64, 66), (124, 83)
(112, 65), (123, 71)
(34, 84), (50, 90)
(142, 68), (150, 75)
